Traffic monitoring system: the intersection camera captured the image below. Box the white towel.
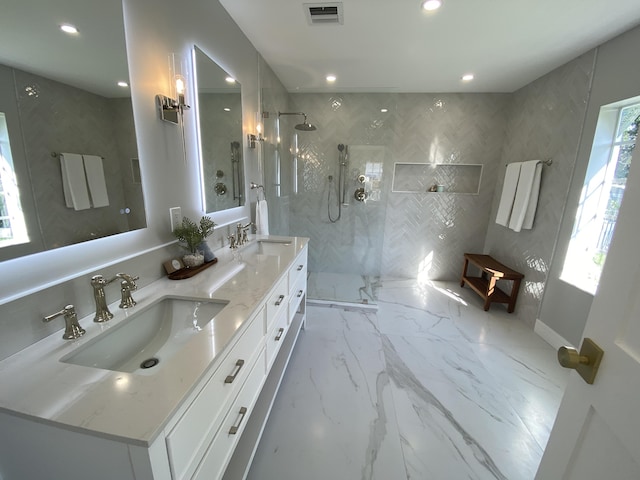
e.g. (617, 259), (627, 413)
(83, 155), (110, 208)
(509, 160), (542, 232)
(256, 199), (269, 235)
(495, 162), (521, 226)
(60, 153), (91, 210)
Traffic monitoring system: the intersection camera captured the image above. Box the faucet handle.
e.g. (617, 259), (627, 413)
(44, 304), (86, 340)
(115, 273), (138, 309)
(116, 273), (139, 287)
(91, 274), (117, 288)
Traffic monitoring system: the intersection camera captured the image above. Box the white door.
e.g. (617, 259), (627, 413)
(535, 153), (640, 479)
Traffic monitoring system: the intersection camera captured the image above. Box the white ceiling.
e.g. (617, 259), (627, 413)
(0, 0), (129, 98)
(3, 1), (640, 98)
(219, 0), (640, 93)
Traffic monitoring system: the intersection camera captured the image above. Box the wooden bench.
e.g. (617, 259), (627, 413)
(460, 253), (524, 313)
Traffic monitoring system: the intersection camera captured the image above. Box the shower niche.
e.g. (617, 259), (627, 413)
(391, 162), (483, 195)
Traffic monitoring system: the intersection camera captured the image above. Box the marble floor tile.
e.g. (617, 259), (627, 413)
(469, 343), (569, 451)
(384, 334), (542, 480)
(247, 308), (406, 480)
(247, 279), (568, 480)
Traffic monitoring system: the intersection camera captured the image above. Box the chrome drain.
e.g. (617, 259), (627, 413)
(140, 357), (160, 369)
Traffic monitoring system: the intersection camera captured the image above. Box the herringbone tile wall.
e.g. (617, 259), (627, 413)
(483, 51), (596, 326)
(263, 53), (594, 326)
(285, 92), (510, 278)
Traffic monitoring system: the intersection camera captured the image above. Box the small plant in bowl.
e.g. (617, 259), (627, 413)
(173, 216), (216, 267)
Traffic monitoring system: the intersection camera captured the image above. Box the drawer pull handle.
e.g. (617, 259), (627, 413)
(297, 265), (304, 271)
(224, 359), (245, 384)
(297, 289), (304, 298)
(229, 406), (248, 435)
(275, 327), (285, 341)
(275, 294), (285, 306)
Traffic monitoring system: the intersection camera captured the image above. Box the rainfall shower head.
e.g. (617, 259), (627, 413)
(295, 120), (317, 131)
(278, 111), (317, 131)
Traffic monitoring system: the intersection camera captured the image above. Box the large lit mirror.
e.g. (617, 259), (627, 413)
(194, 46), (245, 213)
(0, 0), (146, 262)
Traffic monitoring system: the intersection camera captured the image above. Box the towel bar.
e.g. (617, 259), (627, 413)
(51, 152), (104, 160)
(505, 158), (552, 167)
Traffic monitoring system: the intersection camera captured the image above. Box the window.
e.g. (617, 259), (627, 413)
(561, 100), (640, 294)
(0, 113), (29, 248)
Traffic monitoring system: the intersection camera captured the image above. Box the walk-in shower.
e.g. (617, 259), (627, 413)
(266, 107), (380, 307)
(328, 144), (349, 223)
(278, 111), (317, 131)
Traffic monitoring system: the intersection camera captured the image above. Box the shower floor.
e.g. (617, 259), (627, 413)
(306, 272), (380, 308)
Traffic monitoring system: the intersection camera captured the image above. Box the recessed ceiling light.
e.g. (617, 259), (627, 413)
(462, 73), (475, 81)
(380, 108), (388, 113)
(225, 77), (236, 84)
(326, 74), (337, 83)
(60, 24), (79, 34)
(421, 0), (442, 11)
(223, 107), (231, 112)
(117, 81), (129, 88)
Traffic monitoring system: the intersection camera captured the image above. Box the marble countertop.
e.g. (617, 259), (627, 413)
(0, 236), (308, 447)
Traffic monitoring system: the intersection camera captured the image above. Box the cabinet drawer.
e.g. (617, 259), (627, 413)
(166, 310), (264, 480)
(265, 275), (288, 332)
(288, 249), (307, 293)
(289, 274), (306, 324)
(266, 308), (289, 370)
(192, 349), (266, 480)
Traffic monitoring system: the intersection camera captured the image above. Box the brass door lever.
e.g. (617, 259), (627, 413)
(557, 337), (604, 384)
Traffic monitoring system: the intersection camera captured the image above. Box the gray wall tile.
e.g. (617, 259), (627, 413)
(483, 51), (596, 327)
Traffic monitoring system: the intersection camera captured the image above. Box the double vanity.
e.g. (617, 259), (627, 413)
(0, 236), (308, 480)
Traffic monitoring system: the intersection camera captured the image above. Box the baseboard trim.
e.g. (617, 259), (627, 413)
(534, 318), (574, 350)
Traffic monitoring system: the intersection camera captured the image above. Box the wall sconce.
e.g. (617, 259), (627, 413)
(248, 112), (265, 148)
(156, 53), (191, 125)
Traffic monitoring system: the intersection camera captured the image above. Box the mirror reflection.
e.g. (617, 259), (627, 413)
(194, 46), (244, 213)
(0, 0), (146, 262)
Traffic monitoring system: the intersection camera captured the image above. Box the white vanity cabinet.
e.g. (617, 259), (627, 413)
(167, 246), (308, 480)
(0, 237), (309, 480)
(222, 243), (308, 479)
(164, 307), (265, 480)
(190, 346), (266, 480)
(288, 250), (308, 326)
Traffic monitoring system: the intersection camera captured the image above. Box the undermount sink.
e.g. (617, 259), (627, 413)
(258, 238), (292, 244)
(246, 239), (292, 256)
(61, 296), (229, 374)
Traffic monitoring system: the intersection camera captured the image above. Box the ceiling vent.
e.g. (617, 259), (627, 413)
(304, 3), (344, 25)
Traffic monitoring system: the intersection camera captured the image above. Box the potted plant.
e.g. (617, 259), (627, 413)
(172, 215), (216, 267)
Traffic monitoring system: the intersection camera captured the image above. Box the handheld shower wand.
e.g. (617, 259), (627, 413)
(341, 145), (349, 206)
(328, 144), (347, 223)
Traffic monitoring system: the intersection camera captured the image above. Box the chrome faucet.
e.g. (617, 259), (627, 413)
(91, 275), (115, 322)
(236, 223), (243, 245)
(116, 273), (139, 309)
(91, 272), (139, 321)
(241, 222), (253, 245)
(43, 304), (85, 340)
(236, 222), (254, 246)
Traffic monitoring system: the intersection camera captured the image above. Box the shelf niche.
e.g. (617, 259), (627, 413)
(391, 162), (483, 195)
